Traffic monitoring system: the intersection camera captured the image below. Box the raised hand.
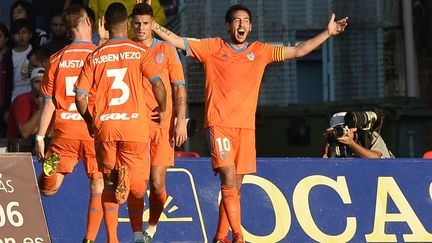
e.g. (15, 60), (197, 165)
(136, 0), (151, 4)
(98, 16), (109, 45)
(327, 13), (348, 36)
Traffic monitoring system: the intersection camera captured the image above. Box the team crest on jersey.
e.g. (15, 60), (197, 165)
(246, 52), (255, 61)
(155, 53), (164, 63)
(219, 151), (227, 161)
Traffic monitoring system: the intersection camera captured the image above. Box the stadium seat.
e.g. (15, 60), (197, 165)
(174, 151), (200, 158)
(423, 151), (432, 158)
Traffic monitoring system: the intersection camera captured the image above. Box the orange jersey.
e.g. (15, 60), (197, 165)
(40, 42), (97, 140)
(75, 38), (163, 143)
(143, 38), (185, 129)
(185, 38), (284, 129)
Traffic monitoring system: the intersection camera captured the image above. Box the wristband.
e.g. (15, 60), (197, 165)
(35, 135), (45, 141)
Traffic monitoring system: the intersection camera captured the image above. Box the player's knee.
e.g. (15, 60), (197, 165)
(90, 177), (104, 193)
(150, 178), (165, 193)
(130, 180), (147, 198)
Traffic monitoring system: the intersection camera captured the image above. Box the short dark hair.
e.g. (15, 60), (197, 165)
(27, 46), (49, 62)
(10, 18), (33, 35)
(225, 4), (252, 24)
(10, 0), (34, 23)
(85, 6), (96, 23)
(131, 3), (154, 18)
(0, 23), (10, 39)
(104, 2), (128, 29)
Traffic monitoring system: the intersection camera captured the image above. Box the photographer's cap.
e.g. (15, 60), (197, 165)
(330, 112), (346, 127)
(31, 67), (45, 80)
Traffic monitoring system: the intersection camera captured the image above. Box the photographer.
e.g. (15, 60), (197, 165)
(323, 111), (394, 158)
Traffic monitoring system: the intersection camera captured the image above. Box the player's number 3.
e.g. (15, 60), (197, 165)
(108, 67), (130, 106)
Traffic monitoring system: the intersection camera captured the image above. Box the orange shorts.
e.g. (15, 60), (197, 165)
(149, 127), (174, 167)
(95, 141), (150, 179)
(47, 137), (102, 179)
(205, 126), (256, 174)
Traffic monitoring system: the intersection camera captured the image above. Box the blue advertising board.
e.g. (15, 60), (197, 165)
(35, 157), (432, 242)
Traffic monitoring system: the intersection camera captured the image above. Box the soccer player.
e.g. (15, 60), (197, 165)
(128, 3), (187, 242)
(151, 4), (348, 243)
(35, 5), (104, 243)
(74, 3), (167, 242)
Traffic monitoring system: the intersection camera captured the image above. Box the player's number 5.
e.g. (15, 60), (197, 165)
(108, 67), (129, 106)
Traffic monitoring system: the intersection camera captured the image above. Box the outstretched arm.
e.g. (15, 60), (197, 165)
(283, 13), (348, 60)
(152, 21), (186, 51)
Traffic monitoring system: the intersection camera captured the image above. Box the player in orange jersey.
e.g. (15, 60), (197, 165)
(151, 4), (348, 243)
(128, 3), (187, 242)
(35, 5), (103, 243)
(74, 3), (166, 243)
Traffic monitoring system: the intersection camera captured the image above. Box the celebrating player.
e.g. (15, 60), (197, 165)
(35, 5), (104, 243)
(127, 3), (187, 242)
(74, 2), (166, 242)
(151, 4), (348, 242)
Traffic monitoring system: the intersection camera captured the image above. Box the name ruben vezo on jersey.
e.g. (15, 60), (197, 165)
(93, 52), (141, 65)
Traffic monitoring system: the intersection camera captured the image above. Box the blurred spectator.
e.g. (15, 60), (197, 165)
(32, 0), (85, 33)
(6, 67), (44, 153)
(0, 23), (9, 137)
(4, 19), (33, 112)
(160, 0), (179, 18)
(27, 46), (50, 69)
(43, 11), (71, 55)
(10, 0), (48, 47)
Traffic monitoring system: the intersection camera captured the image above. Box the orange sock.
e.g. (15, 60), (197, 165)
(221, 185), (242, 236)
(85, 192), (103, 240)
(127, 194), (144, 232)
(102, 187), (119, 243)
(215, 202), (230, 240)
(149, 187), (167, 226)
(38, 172), (58, 195)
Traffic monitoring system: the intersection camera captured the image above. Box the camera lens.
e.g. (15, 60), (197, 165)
(333, 125), (347, 138)
(345, 111), (377, 129)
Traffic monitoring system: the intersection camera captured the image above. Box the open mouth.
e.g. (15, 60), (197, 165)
(237, 28), (246, 37)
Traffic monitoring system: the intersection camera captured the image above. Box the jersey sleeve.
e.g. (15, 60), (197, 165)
(184, 37), (215, 63)
(40, 57), (56, 99)
(262, 42), (285, 64)
(74, 55), (94, 96)
(166, 45), (185, 86)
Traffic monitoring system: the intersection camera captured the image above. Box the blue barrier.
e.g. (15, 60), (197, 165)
(34, 157), (432, 243)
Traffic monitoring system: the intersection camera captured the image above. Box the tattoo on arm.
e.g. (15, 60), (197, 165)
(155, 25), (171, 36)
(176, 96), (186, 107)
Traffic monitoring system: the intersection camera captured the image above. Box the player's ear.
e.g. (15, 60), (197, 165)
(127, 21), (130, 31)
(225, 22), (230, 34)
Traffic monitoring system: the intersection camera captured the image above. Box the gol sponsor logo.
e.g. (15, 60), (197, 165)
(100, 112), (139, 121)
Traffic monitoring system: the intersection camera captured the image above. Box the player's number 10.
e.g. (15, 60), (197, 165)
(0, 202), (24, 227)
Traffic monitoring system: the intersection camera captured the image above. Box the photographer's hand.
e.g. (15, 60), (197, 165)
(337, 128), (383, 158)
(336, 128), (356, 146)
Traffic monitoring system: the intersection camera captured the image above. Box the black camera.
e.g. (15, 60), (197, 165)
(332, 124), (349, 138)
(344, 111), (377, 130)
